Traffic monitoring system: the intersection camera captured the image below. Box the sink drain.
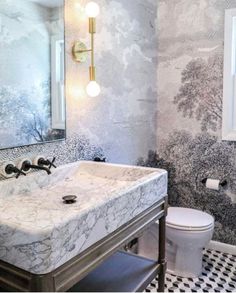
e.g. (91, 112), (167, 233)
(62, 195), (77, 204)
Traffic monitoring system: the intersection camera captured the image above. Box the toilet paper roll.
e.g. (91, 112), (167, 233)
(206, 179), (220, 191)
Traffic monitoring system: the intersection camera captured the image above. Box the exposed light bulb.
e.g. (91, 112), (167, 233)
(86, 81), (101, 97)
(85, 2), (100, 18)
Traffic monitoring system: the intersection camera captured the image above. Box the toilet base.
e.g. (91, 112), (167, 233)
(166, 212), (214, 279)
(166, 268), (201, 278)
(137, 211), (214, 279)
(167, 245), (203, 278)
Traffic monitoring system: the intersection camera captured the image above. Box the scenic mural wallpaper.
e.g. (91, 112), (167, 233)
(0, 0), (235, 246)
(143, 0), (236, 245)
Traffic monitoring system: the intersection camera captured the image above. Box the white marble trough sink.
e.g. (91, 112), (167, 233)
(0, 161), (167, 274)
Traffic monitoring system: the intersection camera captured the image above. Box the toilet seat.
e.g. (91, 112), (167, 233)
(167, 222), (214, 231)
(166, 207), (214, 231)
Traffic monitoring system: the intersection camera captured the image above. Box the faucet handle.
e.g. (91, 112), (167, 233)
(14, 167), (27, 179)
(38, 157), (57, 170)
(48, 157), (57, 170)
(94, 157), (106, 162)
(16, 169), (27, 179)
(5, 163), (26, 179)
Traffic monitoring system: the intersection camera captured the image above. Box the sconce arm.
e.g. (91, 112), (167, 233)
(76, 48), (92, 53)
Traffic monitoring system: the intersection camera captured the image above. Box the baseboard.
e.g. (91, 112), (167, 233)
(207, 240), (236, 255)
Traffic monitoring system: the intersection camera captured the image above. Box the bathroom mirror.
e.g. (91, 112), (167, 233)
(0, 0), (65, 149)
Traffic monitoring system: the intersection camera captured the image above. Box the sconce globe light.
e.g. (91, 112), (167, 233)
(86, 81), (101, 98)
(85, 2), (100, 18)
(72, 1), (101, 98)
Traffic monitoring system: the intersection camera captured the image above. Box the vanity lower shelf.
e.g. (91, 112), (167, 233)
(69, 251), (160, 292)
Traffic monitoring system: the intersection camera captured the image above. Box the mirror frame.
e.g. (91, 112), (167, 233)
(222, 8), (236, 141)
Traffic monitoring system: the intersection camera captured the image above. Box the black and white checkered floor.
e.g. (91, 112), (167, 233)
(146, 249), (236, 292)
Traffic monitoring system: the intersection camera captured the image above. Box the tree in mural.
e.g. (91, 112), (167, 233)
(138, 131), (236, 245)
(0, 81), (64, 147)
(173, 54), (223, 131)
(18, 80), (51, 143)
(160, 131), (236, 191)
(137, 149), (178, 196)
(20, 112), (49, 143)
(138, 53), (236, 245)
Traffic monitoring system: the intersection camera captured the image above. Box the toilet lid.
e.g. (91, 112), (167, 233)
(167, 207), (214, 230)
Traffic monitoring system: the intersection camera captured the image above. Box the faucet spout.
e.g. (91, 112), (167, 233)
(29, 165), (52, 175)
(21, 161), (52, 175)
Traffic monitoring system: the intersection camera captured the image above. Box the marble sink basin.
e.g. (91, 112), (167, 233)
(0, 161), (167, 274)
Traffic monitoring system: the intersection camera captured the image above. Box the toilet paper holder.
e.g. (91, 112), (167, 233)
(201, 178), (227, 187)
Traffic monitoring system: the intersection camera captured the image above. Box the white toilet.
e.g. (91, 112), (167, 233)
(166, 207), (214, 278)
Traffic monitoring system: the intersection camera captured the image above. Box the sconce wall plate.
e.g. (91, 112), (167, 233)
(72, 41), (90, 63)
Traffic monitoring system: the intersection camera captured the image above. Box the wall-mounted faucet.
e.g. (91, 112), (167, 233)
(21, 160), (52, 175)
(0, 156), (57, 179)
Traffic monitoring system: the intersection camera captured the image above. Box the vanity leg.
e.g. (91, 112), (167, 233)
(30, 274), (55, 292)
(158, 204), (167, 292)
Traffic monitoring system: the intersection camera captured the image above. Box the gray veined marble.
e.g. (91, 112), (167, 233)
(0, 161), (167, 274)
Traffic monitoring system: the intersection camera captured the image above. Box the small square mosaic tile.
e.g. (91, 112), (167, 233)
(146, 249), (236, 292)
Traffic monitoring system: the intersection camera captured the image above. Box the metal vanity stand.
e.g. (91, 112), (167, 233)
(0, 197), (168, 292)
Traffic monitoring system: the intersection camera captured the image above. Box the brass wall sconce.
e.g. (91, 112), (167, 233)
(72, 2), (101, 97)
